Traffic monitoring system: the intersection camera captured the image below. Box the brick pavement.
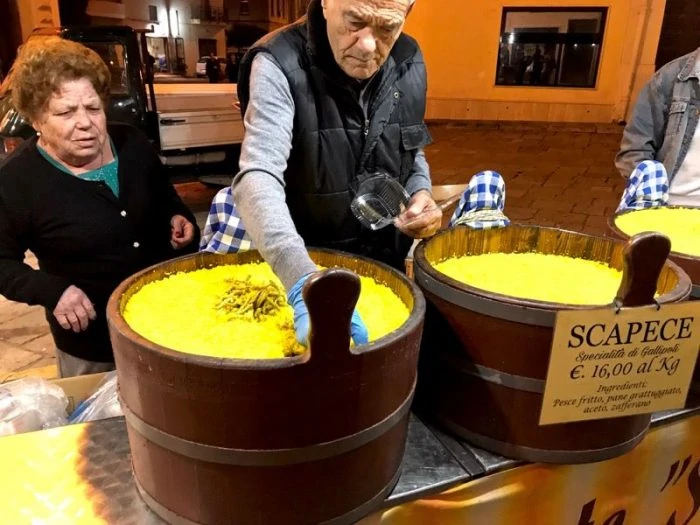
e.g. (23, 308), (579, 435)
(0, 121), (626, 379)
(0, 253), (58, 382)
(424, 122), (626, 236)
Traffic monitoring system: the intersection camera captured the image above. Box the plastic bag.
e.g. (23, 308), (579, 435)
(68, 371), (122, 424)
(0, 377), (69, 436)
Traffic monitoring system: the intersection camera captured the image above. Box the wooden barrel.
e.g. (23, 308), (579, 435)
(106, 249), (425, 525)
(412, 226), (692, 464)
(609, 207), (700, 392)
(608, 207), (699, 299)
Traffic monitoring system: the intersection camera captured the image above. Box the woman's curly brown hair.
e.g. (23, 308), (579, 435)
(1, 36), (111, 121)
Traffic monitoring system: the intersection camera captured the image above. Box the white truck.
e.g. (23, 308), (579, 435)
(152, 83), (244, 185)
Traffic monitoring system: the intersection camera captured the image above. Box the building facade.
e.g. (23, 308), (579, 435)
(13, 0), (300, 79)
(404, 0), (672, 124)
(85, 0), (228, 77)
(5, 0), (696, 125)
(87, 0), (300, 77)
(226, 0), (296, 33)
(0, 0), (61, 80)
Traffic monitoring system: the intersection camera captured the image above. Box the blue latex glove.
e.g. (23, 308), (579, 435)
(287, 273), (369, 347)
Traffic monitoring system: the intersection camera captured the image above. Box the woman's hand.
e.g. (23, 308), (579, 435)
(394, 190), (442, 239)
(170, 215), (195, 249)
(53, 285), (97, 332)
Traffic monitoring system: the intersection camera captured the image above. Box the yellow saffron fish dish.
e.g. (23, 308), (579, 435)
(123, 263), (410, 359)
(614, 207), (700, 257)
(433, 252), (622, 305)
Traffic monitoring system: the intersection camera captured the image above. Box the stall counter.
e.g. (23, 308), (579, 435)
(0, 403), (699, 524)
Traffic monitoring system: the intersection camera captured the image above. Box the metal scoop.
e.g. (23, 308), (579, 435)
(350, 174), (411, 230)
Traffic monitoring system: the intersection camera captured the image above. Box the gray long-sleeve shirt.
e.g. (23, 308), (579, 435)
(232, 53), (432, 290)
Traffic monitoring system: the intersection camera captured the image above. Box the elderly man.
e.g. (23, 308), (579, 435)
(615, 46), (700, 207)
(233, 0), (439, 345)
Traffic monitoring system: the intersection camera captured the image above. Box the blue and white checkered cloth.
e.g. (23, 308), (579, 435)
(449, 171), (510, 229)
(200, 171), (511, 254)
(199, 186), (254, 253)
(616, 160), (669, 212)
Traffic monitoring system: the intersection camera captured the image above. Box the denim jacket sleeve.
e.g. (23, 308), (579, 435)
(615, 75), (672, 178)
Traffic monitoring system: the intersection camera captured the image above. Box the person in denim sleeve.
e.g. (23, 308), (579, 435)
(615, 47), (700, 207)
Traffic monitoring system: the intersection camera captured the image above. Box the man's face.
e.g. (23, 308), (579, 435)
(322, 0), (413, 80)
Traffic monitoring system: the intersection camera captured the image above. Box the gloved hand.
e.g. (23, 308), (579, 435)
(287, 273), (370, 347)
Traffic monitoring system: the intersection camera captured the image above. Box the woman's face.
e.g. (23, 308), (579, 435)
(32, 78), (107, 167)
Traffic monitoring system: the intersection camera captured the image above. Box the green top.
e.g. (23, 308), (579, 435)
(37, 140), (120, 198)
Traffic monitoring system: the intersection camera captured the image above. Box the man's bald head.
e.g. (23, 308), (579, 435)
(321, 0), (414, 79)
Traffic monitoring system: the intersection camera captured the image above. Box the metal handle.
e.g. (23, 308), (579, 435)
(398, 192), (464, 230)
(160, 118), (187, 125)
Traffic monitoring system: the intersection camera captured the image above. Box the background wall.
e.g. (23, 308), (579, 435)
(654, 0), (700, 70)
(16, 0), (61, 40)
(404, 0), (667, 124)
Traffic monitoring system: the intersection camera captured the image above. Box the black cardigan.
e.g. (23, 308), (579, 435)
(0, 123), (200, 361)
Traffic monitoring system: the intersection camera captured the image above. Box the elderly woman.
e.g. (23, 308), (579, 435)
(0, 37), (199, 377)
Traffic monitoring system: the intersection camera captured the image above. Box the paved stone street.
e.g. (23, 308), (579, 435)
(0, 121), (627, 380)
(425, 122), (626, 235)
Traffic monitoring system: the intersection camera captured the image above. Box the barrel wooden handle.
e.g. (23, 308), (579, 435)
(615, 232), (671, 307)
(303, 268), (361, 365)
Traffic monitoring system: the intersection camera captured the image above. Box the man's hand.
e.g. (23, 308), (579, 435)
(53, 285), (97, 332)
(170, 215), (196, 249)
(394, 190), (442, 239)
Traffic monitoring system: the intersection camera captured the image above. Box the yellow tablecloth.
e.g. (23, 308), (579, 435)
(2, 415), (700, 524)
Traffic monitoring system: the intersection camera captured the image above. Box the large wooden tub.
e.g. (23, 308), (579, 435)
(413, 225), (692, 464)
(609, 206), (699, 299)
(609, 206), (700, 392)
(107, 249), (425, 525)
